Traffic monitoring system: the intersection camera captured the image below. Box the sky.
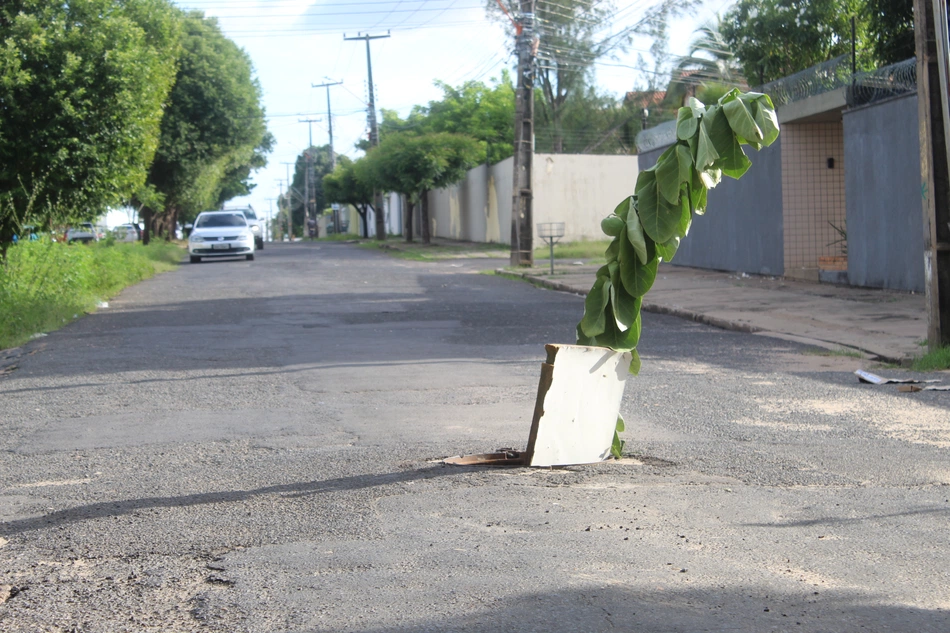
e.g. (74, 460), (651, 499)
(105, 0), (727, 229)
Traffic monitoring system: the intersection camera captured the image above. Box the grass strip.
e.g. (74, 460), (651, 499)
(911, 346), (950, 372)
(0, 239), (184, 350)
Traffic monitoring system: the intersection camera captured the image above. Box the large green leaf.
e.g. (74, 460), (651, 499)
(722, 96), (763, 145)
(746, 94), (780, 147)
(613, 195), (633, 221)
(637, 170), (682, 245)
(718, 136), (752, 180)
(695, 119), (719, 170)
(605, 236), (620, 264)
(676, 144), (693, 185)
(610, 262), (643, 329)
(625, 202), (648, 265)
(619, 233), (658, 297)
(655, 148), (682, 205)
(655, 235), (681, 262)
(674, 184), (692, 238)
(703, 106), (737, 160)
(594, 302), (641, 352)
(580, 270), (611, 337)
(676, 106), (699, 141)
(688, 179), (708, 216)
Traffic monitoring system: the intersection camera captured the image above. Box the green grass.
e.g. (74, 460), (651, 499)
(361, 240), (509, 261)
(532, 239), (611, 261)
(803, 347), (864, 359)
(315, 232), (362, 242)
(911, 346), (950, 371)
(0, 238), (184, 350)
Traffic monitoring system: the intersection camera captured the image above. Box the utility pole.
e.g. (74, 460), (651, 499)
(345, 31), (390, 240)
(313, 79), (344, 235)
(915, 0), (950, 349)
(265, 197), (278, 242)
(299, 118), (322, 239)
(281, 161), (297, 240)
(510, 2), (536, 266)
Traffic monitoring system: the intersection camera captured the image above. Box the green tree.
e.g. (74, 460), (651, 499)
(365, 132), (484, 243)
(721, 0), (871, 86)
(382, 74), (515, 165)
(0, 0), (181, 253)
(288, 145), (334, 236)
(142, 12), (270, 242)
(866, 0), (915, 66)
(323, 156), (376, 238)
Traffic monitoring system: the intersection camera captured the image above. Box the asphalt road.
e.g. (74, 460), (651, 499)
(1, 242), (949, 633)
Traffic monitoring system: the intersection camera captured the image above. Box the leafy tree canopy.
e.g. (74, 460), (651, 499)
(721, 0), (873, 86)
(144, 12), (270, 228)
(866, 0), (915, 66)
(288, 145), (334, 230)
(380, 73), (515, 165)
(0, 0), (181, 246)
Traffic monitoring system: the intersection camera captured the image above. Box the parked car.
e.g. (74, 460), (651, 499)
(187, 211), (255, 263)
(112, 224), (141, 242)
(228, 206), (264, 250)
(66, 222), (98, 244)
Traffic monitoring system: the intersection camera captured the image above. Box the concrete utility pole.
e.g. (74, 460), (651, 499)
(281, 162), (297, 240)
(312, 80), (343, 234)
(510, 1), (536, 266)
(300, 118), (322, 239)
(915, 0), (950, 349)
(345, 31), (390, 240)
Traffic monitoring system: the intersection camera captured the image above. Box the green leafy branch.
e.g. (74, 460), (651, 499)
(576, 89), (780, 457)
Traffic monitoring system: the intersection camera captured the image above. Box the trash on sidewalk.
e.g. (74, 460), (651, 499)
(444, 344), (631, 468)
(854, 370), (939, 385)
(897, 384), (950, 392)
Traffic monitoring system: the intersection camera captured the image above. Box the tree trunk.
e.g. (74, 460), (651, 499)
(421, 190), (430, 244)
(374, 192), (386, 240)
(358, 205), (369, 238)
(404, 196), (414, 243)
(141, 207), (153, 246)
(166, 208), (179, 241)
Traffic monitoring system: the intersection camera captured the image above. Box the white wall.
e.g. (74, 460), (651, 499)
(426, 154), (639, 245)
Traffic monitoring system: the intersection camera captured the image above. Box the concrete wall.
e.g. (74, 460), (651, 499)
(429, 157), (512, 243)
(843, 94), (925, 292)
(638, 141), (785, 276)
(532, 154), (640, 241)
(427, 154), (638, 244)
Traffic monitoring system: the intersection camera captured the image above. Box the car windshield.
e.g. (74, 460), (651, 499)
(196, 214), (247, 228)
(242, 210), (257, 220)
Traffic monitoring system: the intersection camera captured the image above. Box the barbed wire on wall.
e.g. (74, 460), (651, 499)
(849, 57), (917, 107)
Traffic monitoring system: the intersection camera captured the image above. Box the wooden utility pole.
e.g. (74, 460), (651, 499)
(510, 1), (536, 266)
(915, 0), (950, 349)
(313, 80), (343, 233)
(345, 32), (390, 241)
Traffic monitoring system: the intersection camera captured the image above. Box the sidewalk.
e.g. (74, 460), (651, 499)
(506, 263), (927, 364)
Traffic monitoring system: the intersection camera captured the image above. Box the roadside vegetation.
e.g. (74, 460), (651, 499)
(0, 239), (183, 350)
(912, 346), (950, 371)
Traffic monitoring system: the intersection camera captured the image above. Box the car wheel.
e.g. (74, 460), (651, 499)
(190, 256), (201, 263)
(256, 238), (264, 250)
(246, 253), (254, 261)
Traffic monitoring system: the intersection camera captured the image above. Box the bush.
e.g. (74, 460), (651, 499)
(0, 239), (183, 349)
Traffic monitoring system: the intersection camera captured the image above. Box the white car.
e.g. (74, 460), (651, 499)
(66, 222), (98, 244)
(188, 211), (255, 263)
(236, 207), (264, 250)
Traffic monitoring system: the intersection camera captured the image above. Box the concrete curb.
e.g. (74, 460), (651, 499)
(499, 269), (907, 365)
